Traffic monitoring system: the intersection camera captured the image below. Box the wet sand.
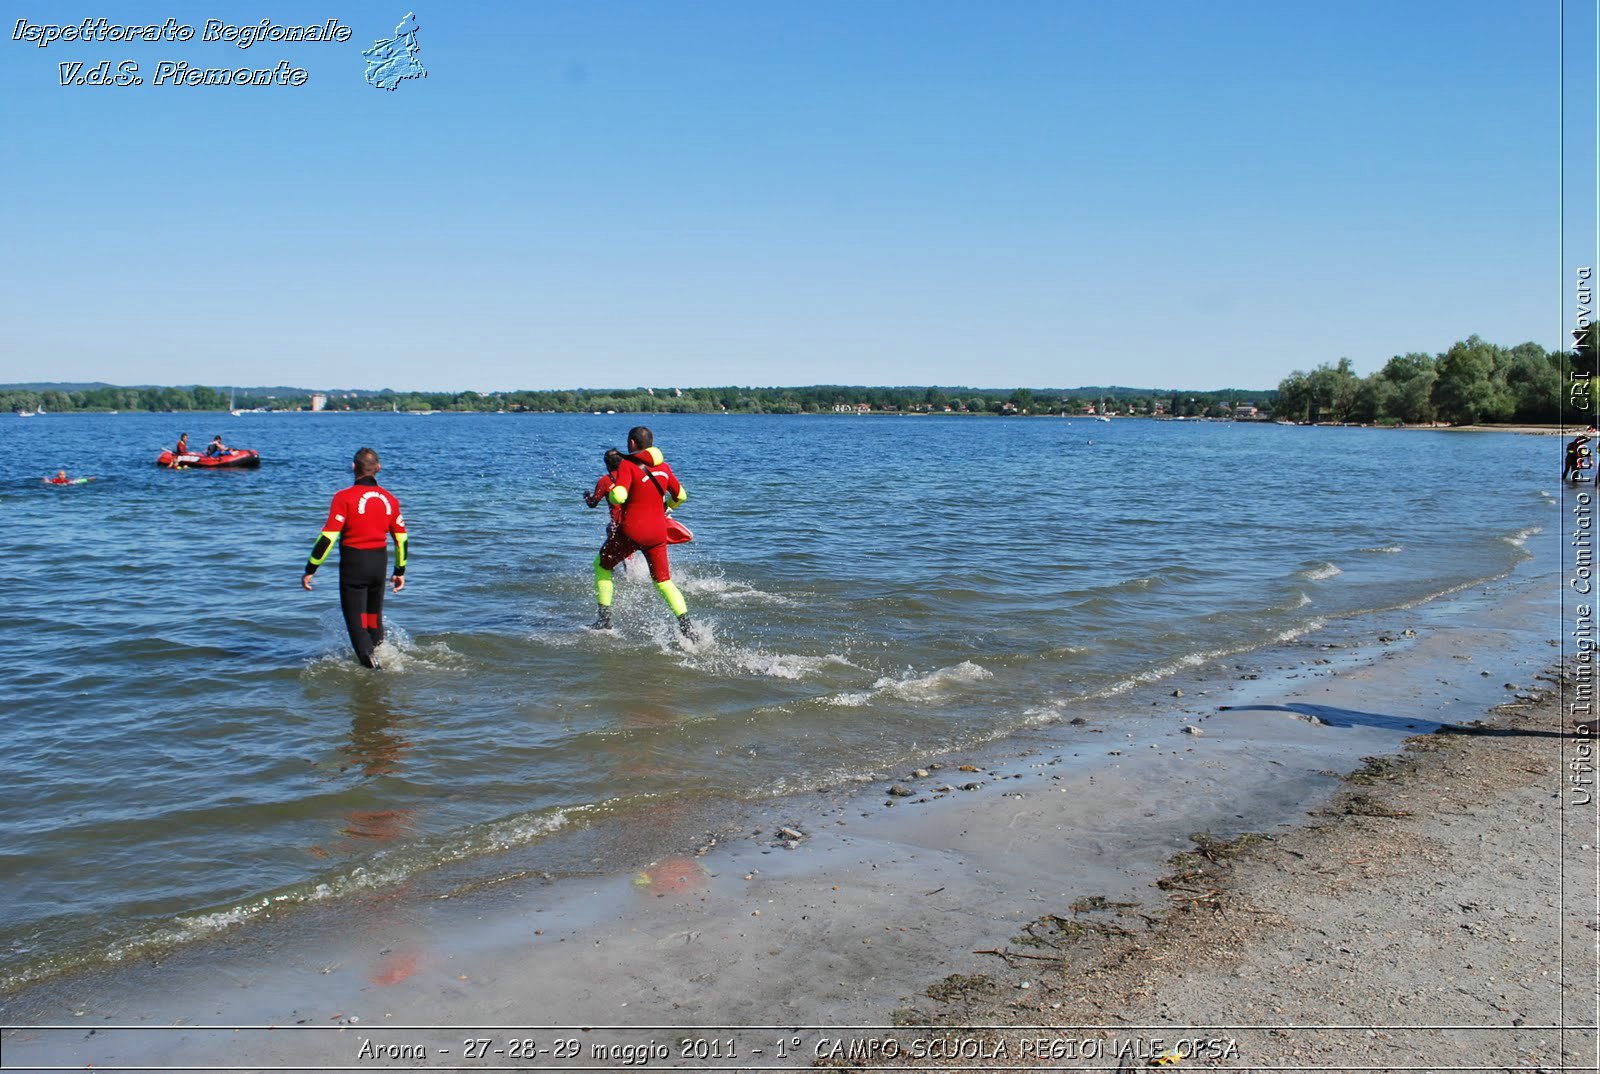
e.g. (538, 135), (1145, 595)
(894, 671), (1593, 1072)
(0, 567), (1579, 1072)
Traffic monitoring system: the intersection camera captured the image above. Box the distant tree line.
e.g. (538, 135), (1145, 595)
(7, 330), (1590, 423)
(1, 382), (1272, 417)
(1275, 333), (1587, 425)
(1, 384), (237, 415)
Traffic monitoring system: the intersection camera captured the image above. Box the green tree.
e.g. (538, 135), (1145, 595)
(1274, 373), (1311, 422)
(1500, 342), (1559, 422)
(1304, 358), (1360, 422)
(1432, 336), (1509, 424)
(1349, 377), (1392, 424)
(1375, 353), (1437, 424)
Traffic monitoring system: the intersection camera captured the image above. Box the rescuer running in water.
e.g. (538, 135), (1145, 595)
(584, 448), (633, 573)
(593, 427), (694, 637)
(584, 449), (627, 534)
(301, 447), (409, 668)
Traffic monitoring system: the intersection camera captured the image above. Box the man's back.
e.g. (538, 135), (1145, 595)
(614, 448), (682, 547)
(325, 478), (405, 550)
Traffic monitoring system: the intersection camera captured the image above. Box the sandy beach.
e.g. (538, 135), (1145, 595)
(1427, 424), (1587, 437)
(1, 556), (1589, 1072)
(894, 669), (1592, 1072)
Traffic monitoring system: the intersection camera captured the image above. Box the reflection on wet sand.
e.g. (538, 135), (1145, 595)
(323, 681), (429, 986)
(633, 855), (709, 895)
(607, 703), (713, 899)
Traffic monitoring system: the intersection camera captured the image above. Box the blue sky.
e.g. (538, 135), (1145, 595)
(0, 1), (1585, 391)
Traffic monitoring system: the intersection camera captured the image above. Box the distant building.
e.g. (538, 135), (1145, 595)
(310, 393), (328, 412)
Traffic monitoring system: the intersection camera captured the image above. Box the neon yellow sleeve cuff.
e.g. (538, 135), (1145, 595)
(307, 530), (340, 567)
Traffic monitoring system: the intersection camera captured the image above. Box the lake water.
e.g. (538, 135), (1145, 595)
(0, 411), (1557, 991)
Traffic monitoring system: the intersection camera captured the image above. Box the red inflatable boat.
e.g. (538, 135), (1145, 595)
(157, 448), (261, 469)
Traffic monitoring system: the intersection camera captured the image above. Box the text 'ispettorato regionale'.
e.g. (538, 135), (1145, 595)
(12, 17), (354, 87)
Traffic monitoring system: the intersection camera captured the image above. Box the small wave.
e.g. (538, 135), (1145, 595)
(1296, 562), (1343, 581)
(121, 806), (573, 946)
(6, 804), (580, 993)
(1340, 571), (1512, 617)
(824, 660), (992, 708)
(1020, 703), (1066, 727)
(304, 620), (464, 675)
(1359, 544), (1403, 554)
(530, 612), (845, 680)
(1272, 620), (1327, 643)
(677, 575), (799, 607)
(1501, 526), (1542, 547)
(1087, 619), (1329, 700)
(1120, 565), (1203, 591)
(693, 646), (855, 681)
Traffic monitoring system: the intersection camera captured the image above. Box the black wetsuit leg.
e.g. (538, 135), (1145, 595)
(338, 546), (388, 668)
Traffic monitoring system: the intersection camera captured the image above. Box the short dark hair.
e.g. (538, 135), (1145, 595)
(603, 448), (623, 470)
(627, 425), (653, 450)
(354, 447), (381, 475)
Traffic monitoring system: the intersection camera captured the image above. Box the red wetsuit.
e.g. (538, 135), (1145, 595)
(597, 447), (685, 580)
(588, 474), (624, 529)
(304, 477), (410, 668)
(311, 480), (409, 554)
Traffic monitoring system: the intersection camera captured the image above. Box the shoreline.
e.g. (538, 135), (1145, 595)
(0, 556), (1573, 1070)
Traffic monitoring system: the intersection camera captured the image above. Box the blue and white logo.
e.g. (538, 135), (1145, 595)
(363, 12), (425, 91)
